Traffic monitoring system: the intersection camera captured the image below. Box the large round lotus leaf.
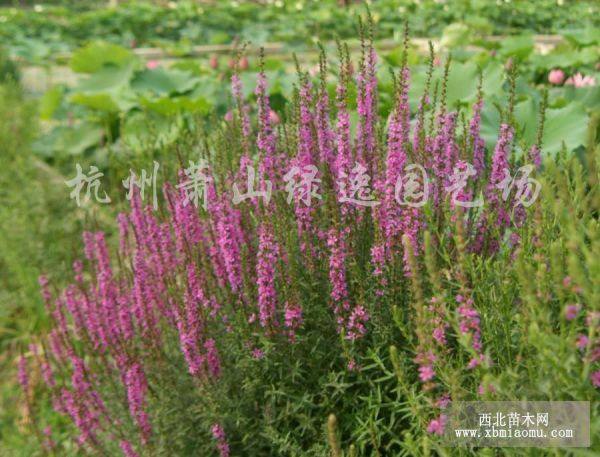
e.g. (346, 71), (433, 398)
(132, 68), (201, 96)
(70, 42), (135, 73)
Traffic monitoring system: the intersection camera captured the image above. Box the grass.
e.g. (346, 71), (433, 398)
(0, 81), (86, 455)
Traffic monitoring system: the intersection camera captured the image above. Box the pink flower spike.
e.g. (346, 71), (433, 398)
(120, 440), (140, 457)
(347, 359), (358, 371)
(284, 302), (303, 342)
(591, 370), (600, 388)
(17, 355), (28, 392)
(564, 304), (580, 321)
(418, 365), (435, 382)
(467, 356), (482, 369)
(478, 382), (496, 396)
(576, 334), (589, 350)
(256, 223), (279, 328)
(436, 394), (451, 409)
(204, 339), (221, 378)
(124, 363), (152, 443)
(211, 424), (230, 457)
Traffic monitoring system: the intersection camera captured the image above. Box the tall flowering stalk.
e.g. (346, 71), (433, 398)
(327, 227), (351, 335)
(256, 222), (279, 329)
(404, 235), (439, 390)
(334, 44), (353, 216)
(456, 295), (485, 369)
(355, 17), (378, 170)
(124, 363), (152, 443)
(480, 123), (514, 253)
(17, 355), (28, 395)
(432, 112), (459, 204)
(204, 339), (221, 379)
(327, 227), (369, 340)
(177, 264), (205, 376)
(231, 72), (251, 145)
(487, 123), (513, 217)
(120, 441), (140, 457)
(380, 66), (410, 252)
(315, 47), (336, 169)
(59, 356), (107, 446)
(469, 80), (486, 178)
(211, 423), (230, 457)
(529, 89), (548, 169)
(293, 78), (318, 242)
(255, 52), (278, 186)
(212, 194), (243, 294)
(378, 50), (422, 276)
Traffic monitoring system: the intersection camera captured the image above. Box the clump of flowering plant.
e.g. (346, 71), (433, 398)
(17, 20), (600, 456)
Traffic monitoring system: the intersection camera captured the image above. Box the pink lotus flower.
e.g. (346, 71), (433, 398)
(565, 73), (596, 88)
(145, 60), (160, 70)
(548, 69), (565, 85)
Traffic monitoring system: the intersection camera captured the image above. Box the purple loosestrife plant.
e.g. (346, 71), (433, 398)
(315, 48), (336, 170)
(119, 440), (140, 457)
(469, 85), (486, 178)
(255, 54), (279, 186)
(21, 23), (598, 457)
(256, 222), (280, 329)
(211, 423), (230, 457)
(355, 17), (378, 171)
(124, 363), (152, 443)
(334, 44), (354, 217)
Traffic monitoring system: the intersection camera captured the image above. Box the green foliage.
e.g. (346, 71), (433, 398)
(0, 82), (86, 454)
(0, 46), (19, 83)
(32, 28), (599, 164)
(70, 41), (134, 74)
(0, 1), (598, 63)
